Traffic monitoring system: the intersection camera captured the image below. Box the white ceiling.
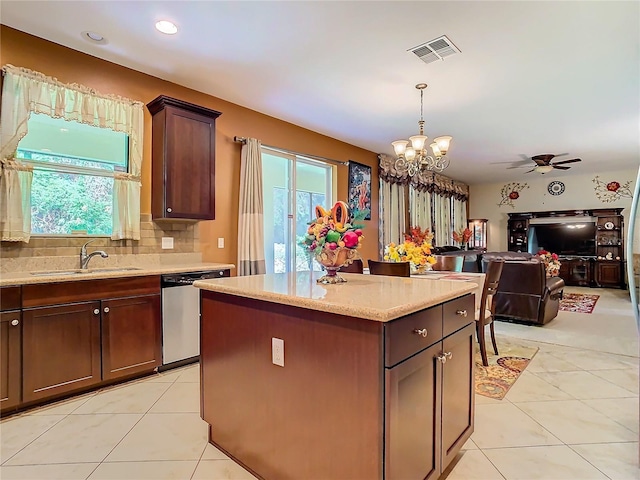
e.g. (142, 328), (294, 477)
(2, 1), (639, 184)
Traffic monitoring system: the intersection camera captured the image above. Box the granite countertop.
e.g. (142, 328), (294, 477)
(194, 271), (475, 322)
(0, 263), (235, 286)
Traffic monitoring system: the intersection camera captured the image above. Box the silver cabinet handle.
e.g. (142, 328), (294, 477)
(93, 309), (100, 315)
(413, 328), (428, 337)
(10, 319), (19, 326)
(444, 352), (453, 360)
(456, 309), (468, 317)
(437, 354), (447, 364)
(167, 207), (172, 213)
(219, 271), (224, 276)
(103, 307), (110, 313)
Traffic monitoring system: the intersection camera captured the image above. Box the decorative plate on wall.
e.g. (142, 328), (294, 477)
(547, 181), (565, 196)
(604, 221), (615, 230)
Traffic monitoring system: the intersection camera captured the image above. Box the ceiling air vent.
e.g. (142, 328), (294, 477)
(409, 35), (461, 65)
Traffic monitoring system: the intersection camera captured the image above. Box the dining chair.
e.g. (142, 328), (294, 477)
(476, 259), (505, 367)
(367, 260), (411, 277)
(431, 255), (464, 272)
(339, 258), (363, 274)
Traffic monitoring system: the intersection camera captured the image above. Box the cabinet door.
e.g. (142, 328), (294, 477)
(596, 262), (621, 287)
(385, 342), (441, 480)
(164, 107), (216, 219)
(102, 294), (161, 380)
(441, 323), (475, 470)
(23, 302), (101, 402)
(0, 310), (22, 410)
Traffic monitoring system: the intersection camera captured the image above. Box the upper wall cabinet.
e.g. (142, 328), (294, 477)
(147, 96), (222, 220)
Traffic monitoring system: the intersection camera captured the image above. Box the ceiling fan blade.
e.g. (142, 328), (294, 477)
(553, 165), (571, 170)
(532, 154), (555, 165)
(524, 168), (536, 173)
(506, 163), (535, 169)
(551, 158), (581, 165)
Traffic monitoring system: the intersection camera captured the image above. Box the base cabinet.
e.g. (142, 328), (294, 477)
(22, 302), (102, 403)
(5, 276), (162, 412)
(595, 261), (622, 288)
(102, 295), (161, 380)
(558, 258), (593, 287)
(0, 310), (22, 410)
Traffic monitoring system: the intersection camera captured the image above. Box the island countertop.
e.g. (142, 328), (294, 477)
(193, 271), (476, 322)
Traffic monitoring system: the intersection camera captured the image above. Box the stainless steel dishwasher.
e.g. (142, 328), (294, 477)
(160, 269), (229, 370)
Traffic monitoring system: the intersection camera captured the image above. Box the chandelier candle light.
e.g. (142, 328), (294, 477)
(392, 83), (452, 176)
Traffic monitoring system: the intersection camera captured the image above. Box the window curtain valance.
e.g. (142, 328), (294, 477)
(378, 154), (469, 201)
(0, 64), (144, 241)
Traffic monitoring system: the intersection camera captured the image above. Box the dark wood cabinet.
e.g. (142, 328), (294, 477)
(22, 301), (102, 402)
(1, 310), (22, 410)
(560, 258), (593, 287)
(11, 276), (162, 410)
(507, 216), (530, 252)
(201, 288), (475, 480)
(595, 261), (622, 288)
(102, 294), (161, 380)
(386, 342), (441, 480)
(147, 95), (221, 220)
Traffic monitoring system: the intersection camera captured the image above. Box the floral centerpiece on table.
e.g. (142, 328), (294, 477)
(536, 249), (561, 277)
(384, 226), (436, 273)
(300, 201), (367, 284)
(452, 227), (472, 248)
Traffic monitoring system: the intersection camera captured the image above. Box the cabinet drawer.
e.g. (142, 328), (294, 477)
(443, 294), (474, 337)
(385, 305), (443, 367)
(1, 286), (21, 311)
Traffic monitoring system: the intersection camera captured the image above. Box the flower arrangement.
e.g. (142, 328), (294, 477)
(452, 227), (472, 246)
(536, 249), (561, 277)
(385, 226), (436, 272)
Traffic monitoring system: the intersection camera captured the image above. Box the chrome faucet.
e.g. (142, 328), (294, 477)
(80, 239), (109, 269)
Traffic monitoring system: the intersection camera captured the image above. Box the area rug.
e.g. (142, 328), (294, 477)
(475, 342), (539, 400)
(559, 293), (600, 314)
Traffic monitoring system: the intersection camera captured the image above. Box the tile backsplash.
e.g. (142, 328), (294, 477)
(0, 214), (200, 272)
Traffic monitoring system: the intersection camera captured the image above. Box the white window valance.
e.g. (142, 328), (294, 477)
(0, 64), (144, 241)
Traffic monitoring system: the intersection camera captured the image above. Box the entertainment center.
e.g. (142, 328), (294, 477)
(507, 208), (625, 289)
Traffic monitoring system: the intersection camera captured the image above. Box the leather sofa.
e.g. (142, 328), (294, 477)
(480, 252), (565, 325)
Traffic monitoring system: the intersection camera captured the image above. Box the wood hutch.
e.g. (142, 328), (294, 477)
(507, 209), (625, 289)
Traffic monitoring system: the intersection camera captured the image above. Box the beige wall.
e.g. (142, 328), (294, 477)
(0, 26), (380, 267)
(468, 168), (637, 252)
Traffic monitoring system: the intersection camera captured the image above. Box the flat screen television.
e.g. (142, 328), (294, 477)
(528, 222), (596, 257)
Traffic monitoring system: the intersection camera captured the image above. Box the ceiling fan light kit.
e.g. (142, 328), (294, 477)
(392, 83), (452, 176)
(523, 153), (582, 174)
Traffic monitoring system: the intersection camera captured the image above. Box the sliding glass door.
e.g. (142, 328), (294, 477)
(262, 148), (333, 273)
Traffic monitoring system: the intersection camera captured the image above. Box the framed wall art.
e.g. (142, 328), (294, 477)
(347, 161), (371, 220)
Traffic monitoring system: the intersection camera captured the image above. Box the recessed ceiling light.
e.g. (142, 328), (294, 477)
(155, 20), (178, 35)
(81, 31), (108, 45)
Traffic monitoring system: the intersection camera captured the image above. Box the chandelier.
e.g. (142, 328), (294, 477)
(392, 83), (452, 176)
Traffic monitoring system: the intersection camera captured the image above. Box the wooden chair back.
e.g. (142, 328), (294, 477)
(479, 260), (505, 324)
(431, 255), (463, 272)
(339, 259), (363, 274)
(367, 260), (411, 277)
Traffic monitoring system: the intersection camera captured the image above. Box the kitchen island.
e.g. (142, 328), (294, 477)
(194, 271), (477, 480)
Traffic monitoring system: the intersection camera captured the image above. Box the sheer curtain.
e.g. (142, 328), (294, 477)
(379, 179), (406, 257)
(237, 138), (267, 275)
(452, 197), (468, 239)
(433, 194), (452, 247)
(0, 64), (144, 241)
(409, 186), (432, 234)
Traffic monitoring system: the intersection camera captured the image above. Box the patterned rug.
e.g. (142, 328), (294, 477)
(475, 342), (539, 400)
(559, 293), (600, 314)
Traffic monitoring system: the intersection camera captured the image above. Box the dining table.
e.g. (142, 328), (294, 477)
(363, 268), (486, 310)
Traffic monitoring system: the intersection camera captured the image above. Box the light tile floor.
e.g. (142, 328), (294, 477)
(1, 287), (638, 479)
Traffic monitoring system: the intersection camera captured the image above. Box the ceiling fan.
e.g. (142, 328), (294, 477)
(523, 154), (582, 174)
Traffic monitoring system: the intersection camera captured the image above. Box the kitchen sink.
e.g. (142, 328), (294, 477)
(30, 270), (83, 276)
(30, 267), (142, 276)
(87, 267), (143, 273)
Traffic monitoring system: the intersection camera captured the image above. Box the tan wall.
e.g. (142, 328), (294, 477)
(0, 26), (380, 267)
